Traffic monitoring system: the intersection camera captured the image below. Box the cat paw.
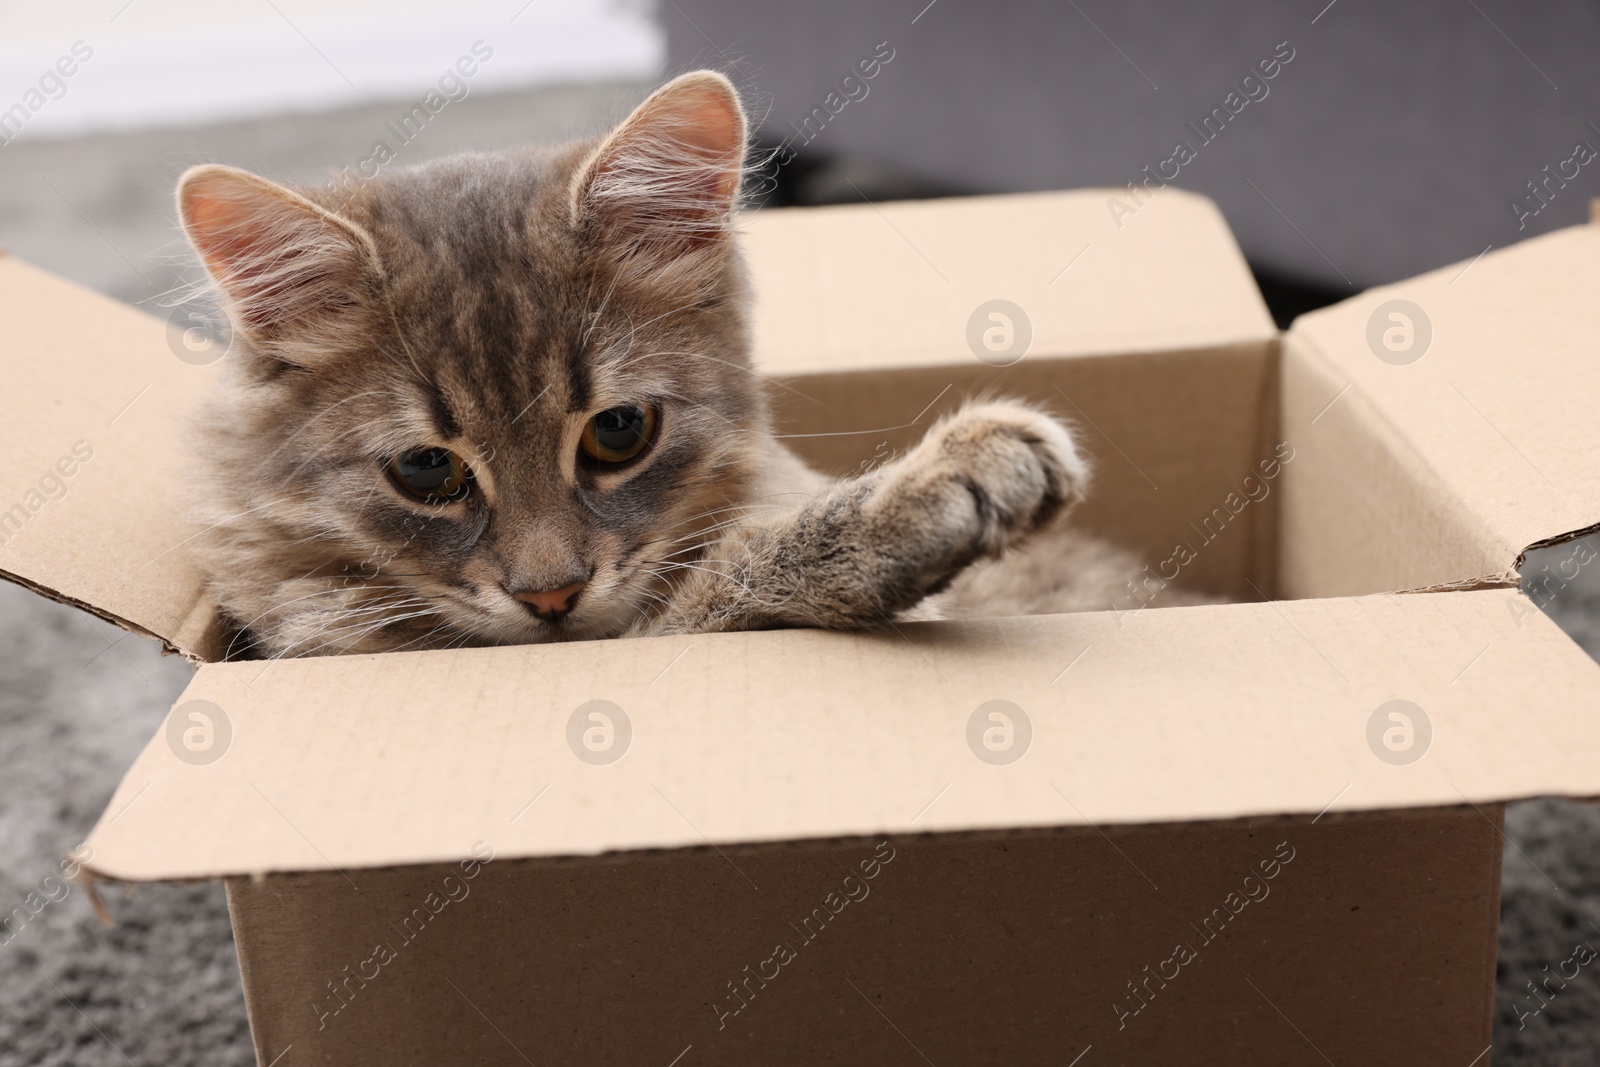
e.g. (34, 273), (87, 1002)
(868, 402), (1089, 570)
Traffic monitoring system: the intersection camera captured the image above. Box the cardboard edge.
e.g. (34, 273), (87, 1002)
(1249, 335), (1285, 596)
(172, 595), (227, 664)
(0, 566), (200, 663)
(1518, 521), (1600, 570)
(747, 185), (1241, 225)
(75, 793), (1589, 887)
(1475, 804), (1508, 1054)
(224, 877), (273, 1067)
(1402, 574), (1521, 595)
(766, 334), (1282, 390)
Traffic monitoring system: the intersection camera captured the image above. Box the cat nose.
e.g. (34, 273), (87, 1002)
(512, 580), (587, 622)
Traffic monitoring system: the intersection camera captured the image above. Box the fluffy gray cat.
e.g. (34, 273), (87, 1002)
(177, 71), (1160, 659)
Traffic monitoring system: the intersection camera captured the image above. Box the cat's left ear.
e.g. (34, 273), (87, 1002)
(570, 71), (746, 260)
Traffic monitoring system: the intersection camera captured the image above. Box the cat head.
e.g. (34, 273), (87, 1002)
(178, 71), (768, 656)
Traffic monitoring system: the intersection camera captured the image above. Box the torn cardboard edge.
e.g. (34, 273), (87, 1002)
(1521, 521), (1600, 566)
(0, 563), (224, 664)
(0, 566), (179, 658)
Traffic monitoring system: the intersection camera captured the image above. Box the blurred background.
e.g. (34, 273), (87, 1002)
(2, 0), (1599, 1062)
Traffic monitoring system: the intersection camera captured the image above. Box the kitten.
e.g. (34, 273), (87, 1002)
(177, 71), (1157, 659)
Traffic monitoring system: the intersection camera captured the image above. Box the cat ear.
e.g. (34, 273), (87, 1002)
(177, 164), (380, 357)
(571, 71), (746, 260)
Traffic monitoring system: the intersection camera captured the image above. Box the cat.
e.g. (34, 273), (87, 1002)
(177, 70), (1164, 659)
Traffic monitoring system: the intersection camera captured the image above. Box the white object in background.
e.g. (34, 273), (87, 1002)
(0, 0), (663, 141)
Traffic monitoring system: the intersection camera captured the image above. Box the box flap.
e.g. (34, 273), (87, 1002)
(0, 256), (219, 657)
(84, 588), (1600, 882)
(744, 188), (1282, 604)
(1285, 224), (1600, 581)
(742, 188), (1277, 376)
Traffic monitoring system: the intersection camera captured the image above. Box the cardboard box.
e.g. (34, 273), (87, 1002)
(5, 187), (1600, 1065)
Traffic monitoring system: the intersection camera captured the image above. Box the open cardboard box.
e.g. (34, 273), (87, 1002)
(4, 187), (1600, 1065)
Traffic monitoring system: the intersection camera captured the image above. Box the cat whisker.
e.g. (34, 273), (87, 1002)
(663, 498), (788, 525)
(258, 591), (444, 645)
(284, 606), (446, 659)
(646, 501), (790, 545)
(625, 296), (717, 334)
(646, 536), (749, 563)
(612, 349), (825, 408)
(255, 608), (425, 658)
(380, 618), (469, 655)
(672, 518), (768, 542)
(230, 586), (412, 642)
(258, 390), (389, 466)
(314, 598), (441, 627)
(584, 267), (627, 344)
(644, 559), (762, 599)
(647, 391), (743, 429)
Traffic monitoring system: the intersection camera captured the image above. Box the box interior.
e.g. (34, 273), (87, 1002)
(768, 344), (1282, 606)
(9, 189), (1596, 670)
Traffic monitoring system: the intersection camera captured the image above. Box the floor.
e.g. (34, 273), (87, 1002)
(2, 81), (1599, 1065)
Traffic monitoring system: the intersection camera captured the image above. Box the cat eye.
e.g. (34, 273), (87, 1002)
(580, 404), (657, 465)
(387, 447), (473, 504)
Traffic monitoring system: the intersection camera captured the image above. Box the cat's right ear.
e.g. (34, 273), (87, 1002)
(569, 71), (747, 267)
(177, 164), (381, 362)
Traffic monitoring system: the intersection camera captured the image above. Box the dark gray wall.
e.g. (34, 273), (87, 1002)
(664, 0), (1600, 290)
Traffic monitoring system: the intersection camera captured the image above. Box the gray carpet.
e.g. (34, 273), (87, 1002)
(2, 84), (1598, 1065)
(1496, 540), (1600, 1065)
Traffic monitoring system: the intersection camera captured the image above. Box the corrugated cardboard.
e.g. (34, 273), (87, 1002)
(227, 808), (1499, 1067)
(81, 587), (1598, 881)
(1282, 224), (1600, 597)
(0, 187), (1593, 1064)
(0, 256), (218, 656)
(744, 190), (1276, 376)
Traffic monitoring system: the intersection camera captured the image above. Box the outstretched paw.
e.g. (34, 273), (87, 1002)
(868, 402), (1089, 570)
